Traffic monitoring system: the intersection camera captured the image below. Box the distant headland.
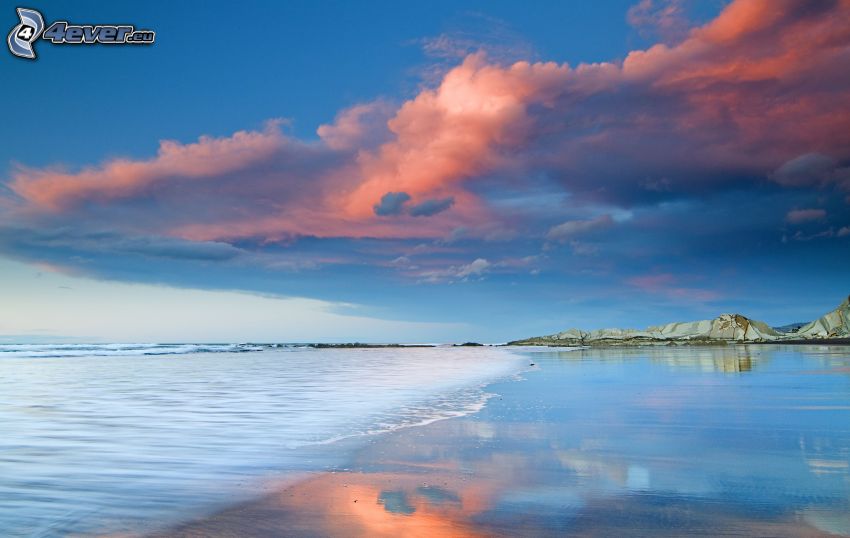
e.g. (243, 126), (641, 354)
(509, 295), (850, 347)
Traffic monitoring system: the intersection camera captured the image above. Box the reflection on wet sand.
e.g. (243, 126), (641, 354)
(157, 346), (850, 537)
(158, 423), (837, 537)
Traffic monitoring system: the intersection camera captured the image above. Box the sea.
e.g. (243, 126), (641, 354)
(1, 344), (848, 536)
(0, 344), (525, 536)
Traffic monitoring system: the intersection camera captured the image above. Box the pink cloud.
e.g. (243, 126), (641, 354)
(628, 273), (676, 290)
(345, 52), (571, 217)
(316, 102), (393, 151)
(11, 121), (287, 211)
(628, 273), (720, 302)
(786, 208), (827, 224)
(6, 0), (850, 247)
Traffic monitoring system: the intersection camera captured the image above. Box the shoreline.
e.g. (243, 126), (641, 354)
(507, 338), (850, 347)
(151, 345), (847, 537)
(0, 346), (528, 536)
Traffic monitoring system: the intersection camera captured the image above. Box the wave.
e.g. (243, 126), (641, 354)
(0, 345), (526, 536)
(0, 343), (268, 358)
(313, 386), (499, 447)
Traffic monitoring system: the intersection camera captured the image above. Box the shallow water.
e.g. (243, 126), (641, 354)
(476, 345), (850, 535)
(154, 344), (850, 538)
(0, 346), (524, 536)
(2, 345), (849, 537)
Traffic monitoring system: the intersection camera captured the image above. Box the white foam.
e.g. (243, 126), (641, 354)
(0, 343), (266, 358)
(0, 346), (526, 536)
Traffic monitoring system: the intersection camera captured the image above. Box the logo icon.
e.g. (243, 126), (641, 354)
(7, 7), (44, 59)
(7, 7), (155, 60)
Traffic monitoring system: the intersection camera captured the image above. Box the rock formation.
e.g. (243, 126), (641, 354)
(510, 295), (849, 346)
(795, 295), (850, 339)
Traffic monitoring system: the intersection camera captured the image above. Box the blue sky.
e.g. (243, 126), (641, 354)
(2, 0), (849, 342)
(3, 0), (662, 166)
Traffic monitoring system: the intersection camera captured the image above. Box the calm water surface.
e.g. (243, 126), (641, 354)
(467, 345), (850, 536)
(1, 344), (849, 536)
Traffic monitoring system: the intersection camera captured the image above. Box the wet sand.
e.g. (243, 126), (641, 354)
(154, 346), (850, 537)
(156, 430), (834, 537)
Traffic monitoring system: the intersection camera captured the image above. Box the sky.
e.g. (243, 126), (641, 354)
(2, 0), (849, 343)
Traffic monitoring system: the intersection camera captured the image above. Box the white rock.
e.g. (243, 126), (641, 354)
(796, 296), (850, 338)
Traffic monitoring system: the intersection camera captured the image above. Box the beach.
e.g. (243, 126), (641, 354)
(156, 345), (850, 537)
(0, 345), (523, 536)
(7, 1), (850, 536)
(1, 344), (848, 536)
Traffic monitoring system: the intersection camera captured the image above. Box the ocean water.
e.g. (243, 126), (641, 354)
(236, 345), (850, 537)
(467, 345), (850, 536)
(3, 345), (850, 537)
(0, 345), (526, 536)
(0, 343), (266, 358)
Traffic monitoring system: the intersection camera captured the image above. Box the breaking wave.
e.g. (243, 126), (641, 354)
(0, 343), (267, 358)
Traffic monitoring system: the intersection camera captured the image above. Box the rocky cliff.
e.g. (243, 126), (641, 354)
(510, 296), (849, 346)
(795, 295), (850, 339)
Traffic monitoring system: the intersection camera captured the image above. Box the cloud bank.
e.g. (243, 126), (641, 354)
(2, 0), (849, 311)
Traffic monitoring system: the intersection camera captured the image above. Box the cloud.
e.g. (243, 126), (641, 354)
(10, 120), (288, 211)
(417, 258), (491, 283)
(10, 0), (850, 243)
(627, 273), (720, 302)
(0, 227), (243, 262)
(108, 236), (241, 261)
(6, 122), (469, 242)
(409, 197), (455, 217)
(456, 258), (491, 278)
(772, 154), (850, 199)
(3, 0), (850, 294)
(568, 241), (600, 256)
(372, 193), (455, 218)
(317, 102), (393, 151)
(349, 0), (850, 220)
(373, 192), (412, 216)
(786, 228), (839, 242)
(546, 215), (614, 242)
(839, 226), (850, 237)
(344, 52), (572, 219)
(629, 273), (675, 289)
(418, 13), (535, 63)
(785, 208), (826, 224)
(389, 256), (414, 269)
(627, 0), (689, 43)
(772, 153), (838, 187)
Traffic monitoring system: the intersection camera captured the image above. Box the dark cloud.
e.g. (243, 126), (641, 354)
(772, 153), (850, 193)
(409, 197), (455, 217)
(373, 192), (412, 216)
(0, 227), (242, 262)
(772, 153), (838, 187)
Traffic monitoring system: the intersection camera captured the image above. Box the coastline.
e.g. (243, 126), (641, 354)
(152, 345), (849, 537)
(0, 346), (526, 537)
(508, 338), (850, 347)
